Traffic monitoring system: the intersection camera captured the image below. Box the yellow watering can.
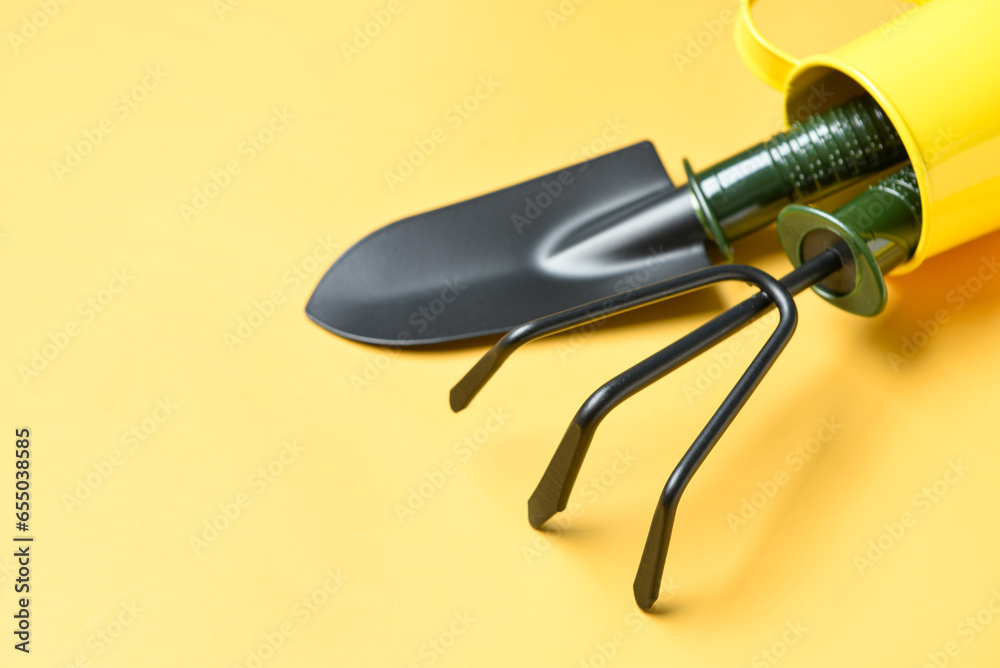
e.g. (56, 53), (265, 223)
(736, 0), (1000, 274)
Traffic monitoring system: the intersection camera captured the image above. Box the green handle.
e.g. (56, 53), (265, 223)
(687, 96), (907, 259)
(776, 166), (921, 317)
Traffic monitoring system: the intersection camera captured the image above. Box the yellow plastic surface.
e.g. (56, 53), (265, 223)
(735, 0), (933, 90)
(736, 0), (1000, 274)
(734, 0), (802, 90)
(3, 1), (1000, 666)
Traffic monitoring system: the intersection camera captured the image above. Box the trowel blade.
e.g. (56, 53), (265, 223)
(307, 141), (712, 346)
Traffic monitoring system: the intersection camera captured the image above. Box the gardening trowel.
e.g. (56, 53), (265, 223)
(307, 96), (907, 346)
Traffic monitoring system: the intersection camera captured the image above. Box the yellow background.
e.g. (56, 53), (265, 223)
(3, 0), (1000, 665)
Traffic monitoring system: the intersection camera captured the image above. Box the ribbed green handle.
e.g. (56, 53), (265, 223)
(687, 96), (908, 258)
(835, 166), (921, 251)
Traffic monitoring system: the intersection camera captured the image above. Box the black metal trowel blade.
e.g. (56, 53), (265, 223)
(306, 141), (712, 346)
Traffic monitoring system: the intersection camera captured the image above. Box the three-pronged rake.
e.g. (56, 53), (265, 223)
(452, 167), (921, 609)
